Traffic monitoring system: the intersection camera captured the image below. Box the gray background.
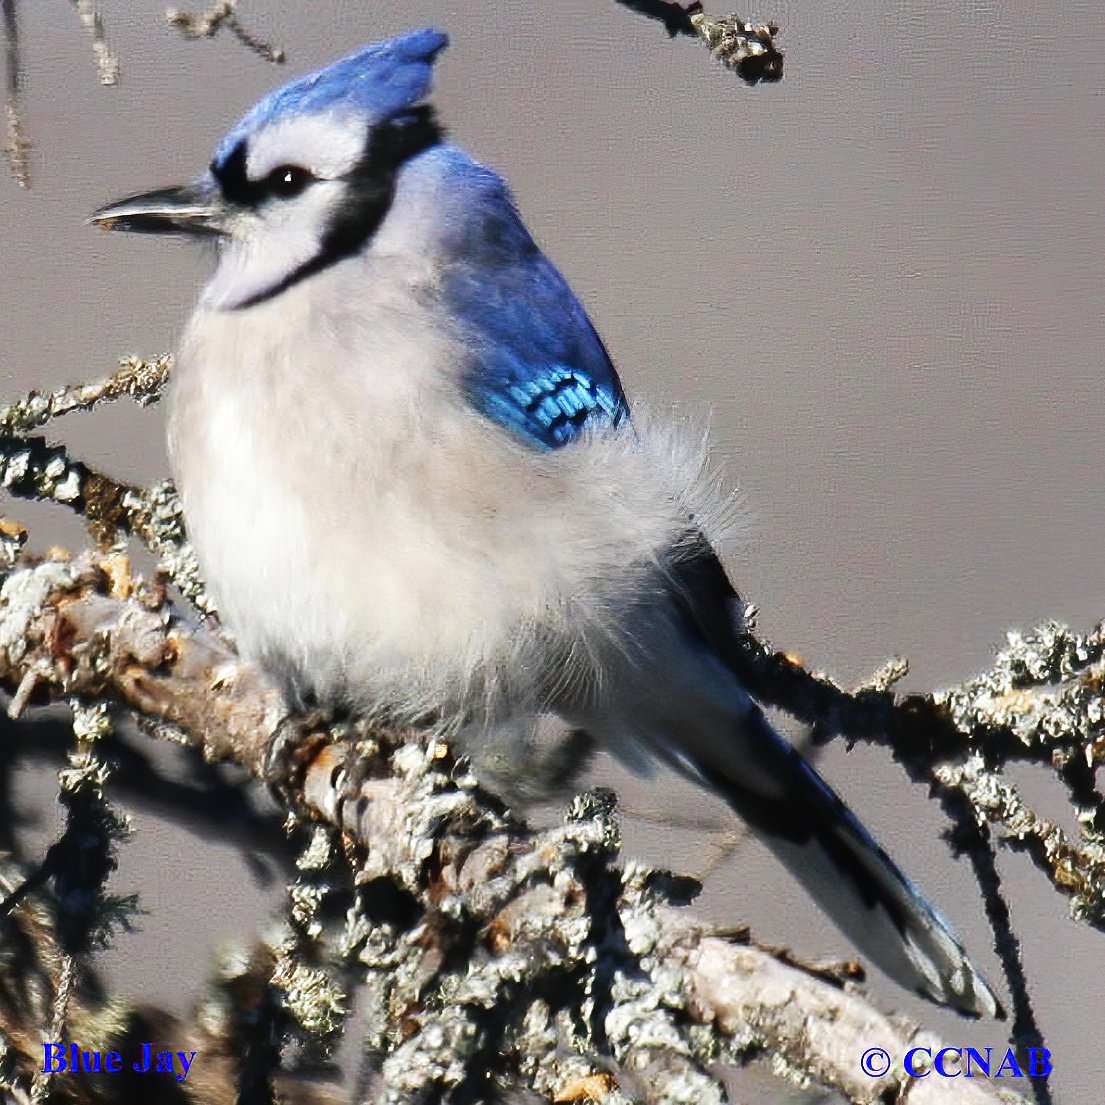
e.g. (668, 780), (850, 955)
(3, 1), (1102, 1101)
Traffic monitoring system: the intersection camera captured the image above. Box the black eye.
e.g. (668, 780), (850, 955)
(264, 164), (315, 199)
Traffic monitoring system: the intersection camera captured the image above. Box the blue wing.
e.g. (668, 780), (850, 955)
(442, 221), (629, 449)
(472, 357), (626, 450)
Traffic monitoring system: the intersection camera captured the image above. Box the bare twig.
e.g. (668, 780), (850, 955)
(949, 821), (1053, 1105)
(166, 1), (285, 64)
(70, 0), (119, 85)
(1, 0), (29, 187)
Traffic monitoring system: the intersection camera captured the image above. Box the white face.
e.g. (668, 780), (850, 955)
(245, 112), (366, 181)
(201, 112), (370, 311)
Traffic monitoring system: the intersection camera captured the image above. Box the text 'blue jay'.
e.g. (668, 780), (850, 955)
(92, 28), (1001, 1018)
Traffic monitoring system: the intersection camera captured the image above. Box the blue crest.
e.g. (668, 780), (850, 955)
(213, 28), (449, 167)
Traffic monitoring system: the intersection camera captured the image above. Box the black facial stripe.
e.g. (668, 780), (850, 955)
(211, 141), (261, 207)
(226, 106), (444, 310)
(320, 106), (443, 264)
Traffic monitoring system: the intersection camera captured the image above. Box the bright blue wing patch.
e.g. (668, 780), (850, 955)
(472, 361), (626, 449)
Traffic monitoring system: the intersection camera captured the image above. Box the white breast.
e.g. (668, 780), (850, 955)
(168, 256), (733, 725)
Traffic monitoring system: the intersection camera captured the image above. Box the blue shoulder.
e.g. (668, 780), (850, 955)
(430, 152), (629, 449)
(454, 254), (629, 449)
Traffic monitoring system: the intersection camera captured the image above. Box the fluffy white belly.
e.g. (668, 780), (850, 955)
(168, 292), (727, 722)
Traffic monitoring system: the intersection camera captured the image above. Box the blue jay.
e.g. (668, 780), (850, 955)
(92, 28), (1000, 1017)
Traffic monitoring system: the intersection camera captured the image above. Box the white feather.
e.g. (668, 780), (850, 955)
(245, 112), (365, 181)
(171, 259), (737, 729)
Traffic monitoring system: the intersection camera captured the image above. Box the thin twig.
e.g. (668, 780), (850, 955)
(1, 0), (30, 187)
(166, 1), (284, 64)
(29, 953), (74, 1103)
(70, 0), (119, 85)
(949, 820), (1053, 1105)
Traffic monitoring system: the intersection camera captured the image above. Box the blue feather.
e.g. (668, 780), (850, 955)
(472, 362), (625, 449)
(417, 149), (628, 449)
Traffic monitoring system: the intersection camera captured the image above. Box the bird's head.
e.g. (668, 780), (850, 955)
(91, 28), (448, 309)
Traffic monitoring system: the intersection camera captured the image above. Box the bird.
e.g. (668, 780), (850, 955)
(91, 27), (1001, 1018)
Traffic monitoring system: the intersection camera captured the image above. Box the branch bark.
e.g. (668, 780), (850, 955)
(0, 547), (1032, 1104)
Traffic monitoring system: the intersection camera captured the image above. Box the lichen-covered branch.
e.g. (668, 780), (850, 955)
(0, 359), (1079, 1103)
(0, 548), (1031, 1104)
(614, 2), (783, 84)
(0, 357), (213, 611)
(935, 754), (1105, 925)
(724, 622), (1105, 929)
(0, 355), (170, 436)
(0, 847), (343, 1105)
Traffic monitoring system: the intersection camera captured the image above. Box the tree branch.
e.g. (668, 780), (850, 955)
(615, 1), (783, 84)
(0, 547), (1032, 1103)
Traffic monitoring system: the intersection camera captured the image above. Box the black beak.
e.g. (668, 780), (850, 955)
(89, 178), (227, 236)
